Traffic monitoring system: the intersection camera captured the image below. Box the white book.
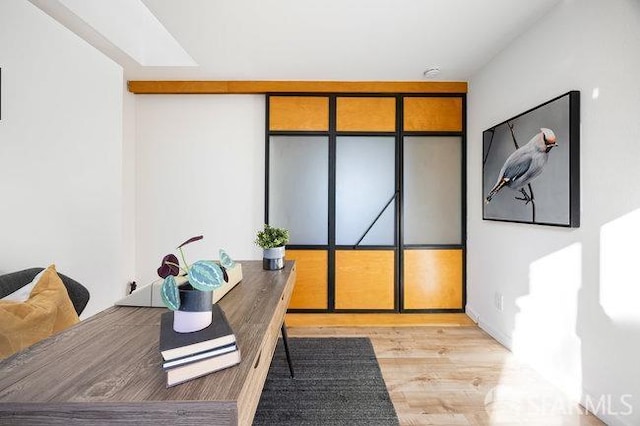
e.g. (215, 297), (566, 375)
(166, 349), (241, 387)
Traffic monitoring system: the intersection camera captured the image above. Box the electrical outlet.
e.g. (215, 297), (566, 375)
(494, 292), (504, 312)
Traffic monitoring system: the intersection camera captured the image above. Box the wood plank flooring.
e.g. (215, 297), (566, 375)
(287, 325), (603, 426)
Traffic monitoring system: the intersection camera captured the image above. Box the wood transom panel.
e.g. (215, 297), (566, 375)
(335, 250), (395, 310)
(403, 97), (463, 132)
(285, 250), (328, 309)
(336, 97), (396, 131)
(403, 249), (462, 309)
(269, 96), (329, 131)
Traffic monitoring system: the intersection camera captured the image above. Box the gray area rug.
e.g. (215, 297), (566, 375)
(253, 337), (399, 425)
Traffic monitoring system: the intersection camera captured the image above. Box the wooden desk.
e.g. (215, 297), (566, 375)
(0, 261), (296, 426)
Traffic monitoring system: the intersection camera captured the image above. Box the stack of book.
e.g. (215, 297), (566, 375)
(159, 304), (241, 387)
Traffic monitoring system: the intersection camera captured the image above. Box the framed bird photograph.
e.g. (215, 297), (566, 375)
(482, 90), (580, 227)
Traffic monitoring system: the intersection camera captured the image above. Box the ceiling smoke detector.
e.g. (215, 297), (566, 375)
(423, 67), (441, 78)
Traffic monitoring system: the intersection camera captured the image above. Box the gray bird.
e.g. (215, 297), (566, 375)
(485, 128), (557, 203)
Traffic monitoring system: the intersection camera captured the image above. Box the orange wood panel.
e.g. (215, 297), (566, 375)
(335, 250), (395, 310)
(269, 96), (329, 131)
(285, 250), (328, 309)
(336, 97), (396, 131)
(403, 97), (463, 132)
(128, 80), (468, 94)
(403, 249), (463, 309)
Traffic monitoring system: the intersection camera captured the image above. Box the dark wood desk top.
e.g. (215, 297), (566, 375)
(0, 261), (296, 425)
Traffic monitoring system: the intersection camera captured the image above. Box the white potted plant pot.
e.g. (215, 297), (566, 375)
(255, 224), (289, 270)
(263, 246), (285, 270)
(173, 283), (213, 333)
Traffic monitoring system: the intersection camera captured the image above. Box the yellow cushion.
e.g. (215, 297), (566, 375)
(0, 265), (80, 359)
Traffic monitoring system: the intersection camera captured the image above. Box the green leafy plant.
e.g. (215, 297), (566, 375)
(157, 235), (235, 311)
(255, 224), (289, 249)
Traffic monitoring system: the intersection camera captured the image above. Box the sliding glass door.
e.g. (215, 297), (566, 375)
(266, 94), (466, 313)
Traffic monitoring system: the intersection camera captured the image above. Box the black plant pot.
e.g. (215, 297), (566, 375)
(173, 283), (213, 333)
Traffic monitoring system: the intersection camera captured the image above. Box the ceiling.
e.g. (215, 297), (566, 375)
(31, 0), (562, 81)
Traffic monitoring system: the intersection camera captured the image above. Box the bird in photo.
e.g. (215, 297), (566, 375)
(485, 127), (557, 204)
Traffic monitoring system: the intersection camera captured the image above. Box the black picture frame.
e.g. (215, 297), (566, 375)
(482, 91), (580, 228)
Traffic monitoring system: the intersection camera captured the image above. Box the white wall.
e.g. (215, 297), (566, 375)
(0, 0), (125, 317)
(467, 0), (640, 424)
(122, 82), (137, 290)
(135, 95), (264, 287)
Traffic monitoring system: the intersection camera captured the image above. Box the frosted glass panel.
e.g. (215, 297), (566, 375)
(403, 136), (461, 244)
(336, 136), (395, 246)
(269, 136), (328, 244)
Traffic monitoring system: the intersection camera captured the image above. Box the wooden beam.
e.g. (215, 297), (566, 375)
(285, 313), (474, 327)
(127, 80), (468, 94)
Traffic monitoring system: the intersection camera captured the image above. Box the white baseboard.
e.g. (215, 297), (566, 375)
(477, 318), (513, 350)
(465, 305), (480, 323)
(465, 304), (512, 349)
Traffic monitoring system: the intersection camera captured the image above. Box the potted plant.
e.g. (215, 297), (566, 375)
(255, 224), (289, 270)
(157, 235), (235, 333)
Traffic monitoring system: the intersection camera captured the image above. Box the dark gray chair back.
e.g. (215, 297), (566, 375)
(0, 268), (90, 316)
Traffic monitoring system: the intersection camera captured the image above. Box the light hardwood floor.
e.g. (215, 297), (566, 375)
(287, 325), (603, 426)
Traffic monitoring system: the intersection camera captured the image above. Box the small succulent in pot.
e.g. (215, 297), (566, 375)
(254, 224), (289, 249)
(157, 235), (236, 310)
(255, 224), (289, 270)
